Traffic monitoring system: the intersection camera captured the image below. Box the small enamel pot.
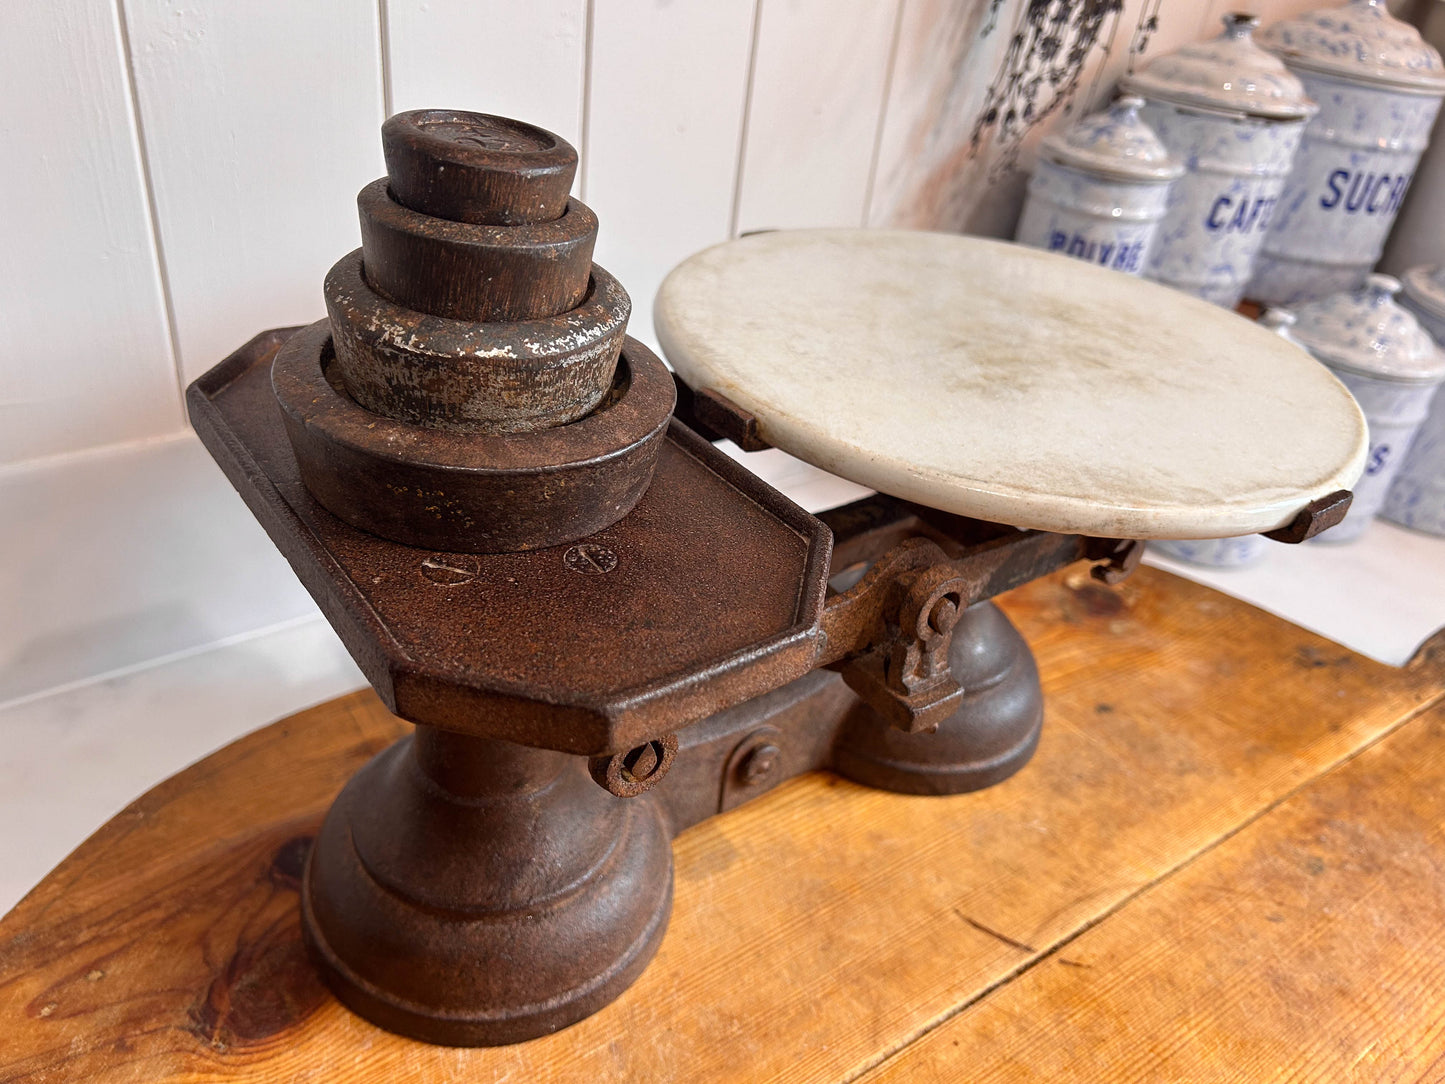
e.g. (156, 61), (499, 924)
(1284, 274), (1445, 542)
(1381, 265), (1445, 535)
(1015, 96), (1182, 275)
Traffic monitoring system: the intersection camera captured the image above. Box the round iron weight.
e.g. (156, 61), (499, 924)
(271, 320), (674, 553)
(325, 249), (629, 433)
(382, 109), (578, 225)
(357, 180), (597, 322)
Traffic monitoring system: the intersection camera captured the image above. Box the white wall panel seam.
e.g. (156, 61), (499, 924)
(0, 429), (192, 484)
(581, 0), (596, 202)
(862, 0), (909, 229)
(379, 0), (395, 118)
(583, 2), (756, 350)
(727, 0), (766, 239)
(384, 2), (586, 184)
(111, 0), (185, 418)
(122, 2), (387, 384)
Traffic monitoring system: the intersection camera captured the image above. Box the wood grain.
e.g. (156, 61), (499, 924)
(0, 567), (1441, 1081)
(861, 670), (1445, 1082)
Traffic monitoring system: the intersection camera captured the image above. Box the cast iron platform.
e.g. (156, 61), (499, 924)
(189, 328), (832, 755)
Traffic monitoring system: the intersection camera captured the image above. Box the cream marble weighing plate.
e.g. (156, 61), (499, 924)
(654, 230), (1368, 540)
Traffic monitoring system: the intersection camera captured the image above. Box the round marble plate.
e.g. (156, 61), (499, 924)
(654, 230), (1367, 539)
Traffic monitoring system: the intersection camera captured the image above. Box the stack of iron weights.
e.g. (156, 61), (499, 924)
(269, 110), (675, 552)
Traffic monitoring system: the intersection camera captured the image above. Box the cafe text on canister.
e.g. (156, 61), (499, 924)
(1249, 0), (1445, 306)
(1121, 13), (1316, 309)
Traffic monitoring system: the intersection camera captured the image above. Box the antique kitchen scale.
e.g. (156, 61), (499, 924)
(187, 112), (1366, 1047)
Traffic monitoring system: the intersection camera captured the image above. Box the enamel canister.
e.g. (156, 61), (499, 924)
(1285, 274), (1445, 542)
(1149, 311), (1301, 568)
(1015, 96), (1182, 275)
(1381, 265), (1445, 534)
(1248, 0), (1445, 306)
(1121, 14), (1316, 308)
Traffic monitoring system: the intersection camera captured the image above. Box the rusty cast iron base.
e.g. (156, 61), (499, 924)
(302, 727), (673, 1046)
(189, 327), (1112, 1048)
(301, 597), (1043, 1046)
(833, 600), (1042, 794)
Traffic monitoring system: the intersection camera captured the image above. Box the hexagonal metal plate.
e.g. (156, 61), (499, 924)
(188, 329), (832, 755)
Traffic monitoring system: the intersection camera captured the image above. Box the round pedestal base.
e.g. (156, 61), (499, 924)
(301, 729), (673, 1046)
(832, 601), (1043, 795)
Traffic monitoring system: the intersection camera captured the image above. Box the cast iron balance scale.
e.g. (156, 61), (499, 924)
(188, 112), (1367, 1047)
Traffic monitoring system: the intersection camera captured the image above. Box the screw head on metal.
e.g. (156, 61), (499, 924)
(738, 742), (781, 785)
(589, 734), (678, 798)
(927, 593), (962, 635)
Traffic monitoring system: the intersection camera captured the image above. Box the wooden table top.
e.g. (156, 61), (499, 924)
(1, 565), (1442, 1081)
(655, 230), (1368, 539)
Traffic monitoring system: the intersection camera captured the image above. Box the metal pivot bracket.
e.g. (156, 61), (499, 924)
(824, 538), (971, 734)
(670, 378), (772, 451)
(1263, 490), (1353, 543)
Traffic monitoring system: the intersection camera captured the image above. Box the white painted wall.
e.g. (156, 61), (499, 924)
(0, 0), (180, 464)
(3, 0), (1405, 467)
(2, 0), (1436, 705)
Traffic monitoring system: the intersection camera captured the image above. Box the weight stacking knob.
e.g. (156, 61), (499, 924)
(382, 109), (578, 226)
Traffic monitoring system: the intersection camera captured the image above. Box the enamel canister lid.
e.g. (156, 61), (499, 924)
(1285, 274), (1445, 384)
(1037, 96), (1184, 183)
(1121, 13), (1317, 120)
(1260, 0), (1445, 94)
(1402, 265), (1445, 322)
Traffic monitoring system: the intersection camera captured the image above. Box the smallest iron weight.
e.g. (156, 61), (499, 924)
(187, 111), (1365, 1047)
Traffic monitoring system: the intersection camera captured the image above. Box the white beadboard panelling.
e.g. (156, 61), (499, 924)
(585, 0), (758, 350)
(0, 434), (323, 705)
(733, 0), (902, 233)
(123, 0), (386, 384)
(866, 0), (1009, 232)
(385, 0), (587, 153)
(0, 0), (181, 464)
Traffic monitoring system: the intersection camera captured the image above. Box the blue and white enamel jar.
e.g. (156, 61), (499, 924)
(1015, 96), (1182, 275)
(1149, 311), (1303, 568)
(1382, 265), (1445, 534)
(1150, 535), (1270, 569)
(1284, 274), (1445, 542)
(1249, 0), (1445, 306)
(1121, 14), (1315, 308)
